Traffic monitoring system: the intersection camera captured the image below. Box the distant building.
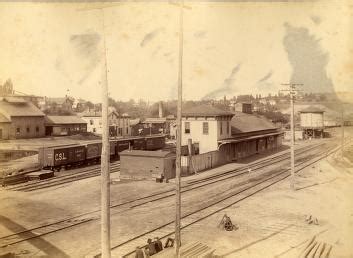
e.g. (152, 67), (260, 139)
(45, 97), (74, 112)
(80, 110), (130, 137)
(299, 106), (325, 138)
(0, 97), (45, 139)
(44, 116), (87, 136)
(234, 102), (252, 114)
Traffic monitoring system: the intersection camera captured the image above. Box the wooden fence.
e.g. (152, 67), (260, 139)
(181, 147), (231, 175)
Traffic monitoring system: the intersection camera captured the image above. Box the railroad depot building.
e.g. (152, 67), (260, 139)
(0, 97), (45, 140)
(44, 116), (87, 136)
(181, 104), (283, 174)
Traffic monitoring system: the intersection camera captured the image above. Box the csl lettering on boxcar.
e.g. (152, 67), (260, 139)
(55, 153), (67, 161)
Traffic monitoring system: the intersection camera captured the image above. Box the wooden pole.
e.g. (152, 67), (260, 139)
(100, 9), (111, 258)
(175, 0), (184, 256)
(341, 106), (344, 159)
(187, 138), (192, 174)
(290, 88), (295, 190)
(281, 83), (302, 190)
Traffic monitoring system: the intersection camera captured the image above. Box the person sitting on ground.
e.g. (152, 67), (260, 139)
(147, 238), (157, 256)
(154, 237), (163, 253)
(135, 246), (144, 258)
(164, 237), (175, 248)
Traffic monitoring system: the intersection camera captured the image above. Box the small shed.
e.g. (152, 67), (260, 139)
(119, 150), (176, 181)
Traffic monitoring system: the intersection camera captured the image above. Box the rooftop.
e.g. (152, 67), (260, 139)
(130, 118), (141, 126)
(2, 97), (27, 103)
(183, 105), (234, 117)
(299, 106), (325, 113)
(0, 113), (11, 123)
(0, 99), (45, 118)
(231, 111), (277, 134)
(143, 117), (167, 124)
(45, 116), (87, 125)
(119, 150), (174, 158)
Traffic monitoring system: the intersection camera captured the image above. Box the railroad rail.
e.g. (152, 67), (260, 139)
(0, 141), (334, 250)
(116, 143), (341, 257)
(5, 163), (120, 192)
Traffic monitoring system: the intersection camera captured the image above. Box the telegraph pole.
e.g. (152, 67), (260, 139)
(281, 83), (303, 190)
(175, 0), (184, 256)
(100, 9), (111, 258)
(341, 105), (345, 159)
(77, 4), (123, 257)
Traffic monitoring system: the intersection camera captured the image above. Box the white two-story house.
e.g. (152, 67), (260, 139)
(181, 105), (234, 154)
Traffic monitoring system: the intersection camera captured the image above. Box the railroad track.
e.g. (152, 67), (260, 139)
(0, 142), (332, 249)
(115, 143), (340, 258)
(6, 163), (120, 192)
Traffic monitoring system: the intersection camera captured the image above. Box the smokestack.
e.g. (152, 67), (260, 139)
(159, 101), (163, 118)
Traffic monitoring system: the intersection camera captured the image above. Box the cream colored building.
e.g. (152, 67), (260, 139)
(181, 105), (234, 154)
(80, 110), (130, 137)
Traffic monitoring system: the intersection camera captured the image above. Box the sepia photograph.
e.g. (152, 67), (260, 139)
(0, 0), (352, 257)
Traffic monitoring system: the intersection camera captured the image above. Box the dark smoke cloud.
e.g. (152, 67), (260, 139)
(257, 71), (272, 83)
(283, 23), (334, 93)
(69, 33), (101, 84)
(140, 28), (164, 47)
(202, 63), (241, 100)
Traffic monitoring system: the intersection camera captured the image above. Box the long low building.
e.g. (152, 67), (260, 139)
(45, 116), (87, 136)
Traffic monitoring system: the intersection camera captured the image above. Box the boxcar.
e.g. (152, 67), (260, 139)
(109, 140), (117, 157)
(86, 142), (102, 161)
(39, 145), (86, 171)
(132, 138), (146, 150)
(86, 140), (117, 161)
(116, 140), (130, 152)
(145, 136), (165, 150)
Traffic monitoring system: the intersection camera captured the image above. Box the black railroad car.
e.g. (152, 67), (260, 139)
(86, 140), (118, 161)
(116, 140), (130, 152)
(39, 145), (86, 171)
(145, 135), (166, 150)
(86, 142), (102, 161)
(132, 138), (146, 150)
(109, 140), (117, 158)
(115, 140), (131, 159)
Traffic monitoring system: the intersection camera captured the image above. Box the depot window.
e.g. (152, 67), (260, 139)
(227, 121), (230, 134)
(185, 122), (190, 134)
(203, 122), (209, 135)
(220, 121), (223, 135)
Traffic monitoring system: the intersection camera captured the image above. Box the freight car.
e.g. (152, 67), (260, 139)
(145, 135), (165, 150)
(39, 144), (86, 171)
(85, 140), (117, 164)
(38, 135), (166, 171)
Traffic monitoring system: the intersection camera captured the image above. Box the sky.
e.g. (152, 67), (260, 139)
(0, 1), (352, 103)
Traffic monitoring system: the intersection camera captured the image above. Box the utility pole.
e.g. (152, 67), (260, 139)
(281, 83), (303, 190)
(341, 104), (345, 159)
(77, 4), (123, 257)
(175, 0), (184, 256)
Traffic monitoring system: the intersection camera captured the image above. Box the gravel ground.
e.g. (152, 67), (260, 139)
(0, 136), (352, 258)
